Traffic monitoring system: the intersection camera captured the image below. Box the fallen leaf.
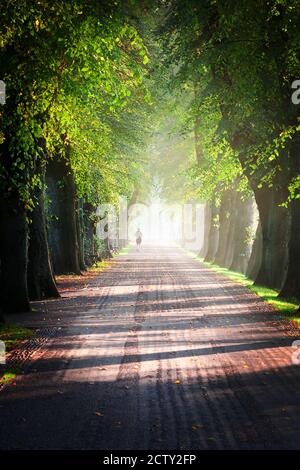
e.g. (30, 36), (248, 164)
(94, 411), (104, 417)
(192, 424), (204, 430)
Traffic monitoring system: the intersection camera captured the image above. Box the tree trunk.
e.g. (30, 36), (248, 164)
(246, 221), (263, 280)
(76, 199), (86, 271)
(83, 202), (98, 266)
(230, 194), (255, 274)
(0, 195), (30, 313)
(199, 201), (211, 258)
(280, 133), (300, 299)
(254, 186), (289, 289)
(204, 199), (219, 262)
(46, 157), (81, 275)
(27, 167), (60, 301)
(224, 191), (239, 268)
(214, 190), (232, 267)
(103, 220), (113, 259)
(280, 199), (300, 299)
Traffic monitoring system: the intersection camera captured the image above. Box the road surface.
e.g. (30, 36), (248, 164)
(1, 245), (300, 450)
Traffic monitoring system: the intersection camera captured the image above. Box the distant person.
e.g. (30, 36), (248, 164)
(135, 228), (142, 250)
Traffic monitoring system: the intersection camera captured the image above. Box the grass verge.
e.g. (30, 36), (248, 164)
(92, 260), (112, 270)
(183, 249), (299, 321)
(0, 324), (34, 351)
(114, 244), (133, 257)
(0, 367), (22, 385)
(0, 325), (34, 385)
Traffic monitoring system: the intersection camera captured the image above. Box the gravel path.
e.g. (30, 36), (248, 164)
(1, 245), (300, 450)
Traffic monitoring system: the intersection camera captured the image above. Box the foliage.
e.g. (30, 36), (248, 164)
(184, 249), (299, 315)
(0, 324), (34, 350)
(157, 0), (300, 202)
(0, 1), (151, 209)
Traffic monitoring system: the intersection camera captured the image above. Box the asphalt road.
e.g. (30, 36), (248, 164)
(1, 245), (300, 450)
